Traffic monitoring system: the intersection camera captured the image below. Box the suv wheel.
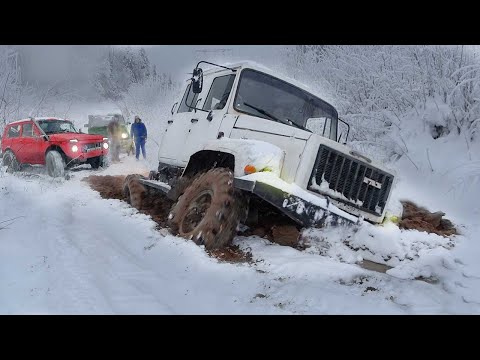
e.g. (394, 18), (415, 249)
(46, 150), (66, 178)
(2, 150), (20, 173)
(89, 156), (105, 169)
(168, 168), (245, 250)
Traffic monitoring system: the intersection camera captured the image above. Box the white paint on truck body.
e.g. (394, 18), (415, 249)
(157, 61), (396, 223)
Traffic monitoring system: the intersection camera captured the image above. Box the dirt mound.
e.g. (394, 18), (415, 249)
(399, 200), (457, 236)
(84, 175), (126, 200)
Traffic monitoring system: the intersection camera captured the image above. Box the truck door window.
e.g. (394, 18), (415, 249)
(177, 83), (199, 113)
(203, 75), (235, 111)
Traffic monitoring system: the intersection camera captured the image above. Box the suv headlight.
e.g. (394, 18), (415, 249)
(71, 145), (79, 152)
(121, 133), (128, 139)
(103, 142), (109, 149)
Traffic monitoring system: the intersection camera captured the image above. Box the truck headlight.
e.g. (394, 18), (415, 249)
(121, 133), (128, 139)
(71, 145), (78, 152)
(103, 142), (109, 150)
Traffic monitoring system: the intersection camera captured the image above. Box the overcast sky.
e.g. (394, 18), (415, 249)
(10, 45), (286, 87)
(142, 45), (285, 78)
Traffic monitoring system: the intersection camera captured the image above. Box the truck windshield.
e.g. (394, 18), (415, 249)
(233, 69), (338, 140)
(38, 120), (78, 134)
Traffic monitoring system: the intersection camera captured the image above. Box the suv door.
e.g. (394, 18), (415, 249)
(6, 123), (23, 160)
(19, 121), (43, 164)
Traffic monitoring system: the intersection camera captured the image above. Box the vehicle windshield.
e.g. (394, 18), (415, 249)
(233, 69), (338, 140)
(38, 120), (78, 134)
(88, 114), (126, 127)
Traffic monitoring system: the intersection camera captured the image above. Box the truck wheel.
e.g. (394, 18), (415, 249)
(123, 174), (147, 209)
(168, 168), (243, 250)
(2, 150), (20, 173)
(89, 156), (105, 169)
(46, 150), (66, 178)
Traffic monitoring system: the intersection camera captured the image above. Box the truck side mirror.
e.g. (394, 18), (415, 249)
(191, 67), (203, 94)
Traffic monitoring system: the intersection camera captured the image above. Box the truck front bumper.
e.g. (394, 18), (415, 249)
(234, 177), (359, 228)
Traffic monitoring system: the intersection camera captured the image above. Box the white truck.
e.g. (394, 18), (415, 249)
(126, 61), (396, 250)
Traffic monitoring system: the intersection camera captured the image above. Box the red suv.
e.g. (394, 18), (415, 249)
(1, 117), (109, 177)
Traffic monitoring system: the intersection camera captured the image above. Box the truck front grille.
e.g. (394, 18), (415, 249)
(83, 142), (102, 152)
(308, 145), (394, 217)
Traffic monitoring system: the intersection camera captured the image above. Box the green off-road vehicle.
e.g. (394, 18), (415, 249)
(85, 113), (134, 156)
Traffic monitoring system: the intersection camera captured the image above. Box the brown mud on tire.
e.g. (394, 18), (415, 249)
(168, 168), (245, 250)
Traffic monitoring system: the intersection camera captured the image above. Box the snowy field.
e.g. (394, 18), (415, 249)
(1, 153), (480, 314)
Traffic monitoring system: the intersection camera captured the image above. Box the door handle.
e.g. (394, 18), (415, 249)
(191, 118), (198, 123)
(167, 120), (173, 124)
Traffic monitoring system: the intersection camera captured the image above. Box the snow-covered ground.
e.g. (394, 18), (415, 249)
(1, 153), (480, 314)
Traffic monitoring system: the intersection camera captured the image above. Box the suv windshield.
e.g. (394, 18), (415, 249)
(233, 69), (338, 140)
(38, 120), (78, 134)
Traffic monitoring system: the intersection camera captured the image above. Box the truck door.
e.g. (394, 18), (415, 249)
(182, 73), (236, 159)
(157, 83), (200, 167)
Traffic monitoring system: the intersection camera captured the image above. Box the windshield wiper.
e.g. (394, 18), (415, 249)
(285, 118), (311, 133)
(243, 102), (310, 132)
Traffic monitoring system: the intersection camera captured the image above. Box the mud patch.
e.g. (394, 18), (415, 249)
(208, 245), (253, 264)
(84, 175), (252, 262)
(240, 201), (302, 247)
(84, 174), (173, 228)
(399, 200), (457, 237)
(83, 175), (126, 200)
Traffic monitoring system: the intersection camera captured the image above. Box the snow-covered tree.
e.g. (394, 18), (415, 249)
(282, 45), (480, 162)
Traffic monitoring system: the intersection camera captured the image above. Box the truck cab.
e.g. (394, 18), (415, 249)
(132, 61), (396, 250)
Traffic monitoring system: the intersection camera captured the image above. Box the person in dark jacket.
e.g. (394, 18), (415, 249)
(130, 115), (147, 160)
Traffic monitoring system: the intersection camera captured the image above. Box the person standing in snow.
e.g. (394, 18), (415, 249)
(130, 115), (147, 160)
(107, 117), (121, 162)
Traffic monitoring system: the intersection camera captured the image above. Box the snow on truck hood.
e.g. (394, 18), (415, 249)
(204, 138), (285, 177)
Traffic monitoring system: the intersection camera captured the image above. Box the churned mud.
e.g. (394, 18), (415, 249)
(83, 175), (252, 263)
(399, 200), (457, 237)
(84, 175), (126, 200)
(84, 175), (457, 269)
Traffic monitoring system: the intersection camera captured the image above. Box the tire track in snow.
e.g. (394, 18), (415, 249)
(39, 185), (175, 314)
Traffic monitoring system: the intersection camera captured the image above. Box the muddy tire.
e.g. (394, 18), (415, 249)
(46, 150), (66, 178)
(168, 168), (244, 250)
(88, 156), (105, 169)
(123, 174), (147, 209)
(2, 150), (21, 173)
